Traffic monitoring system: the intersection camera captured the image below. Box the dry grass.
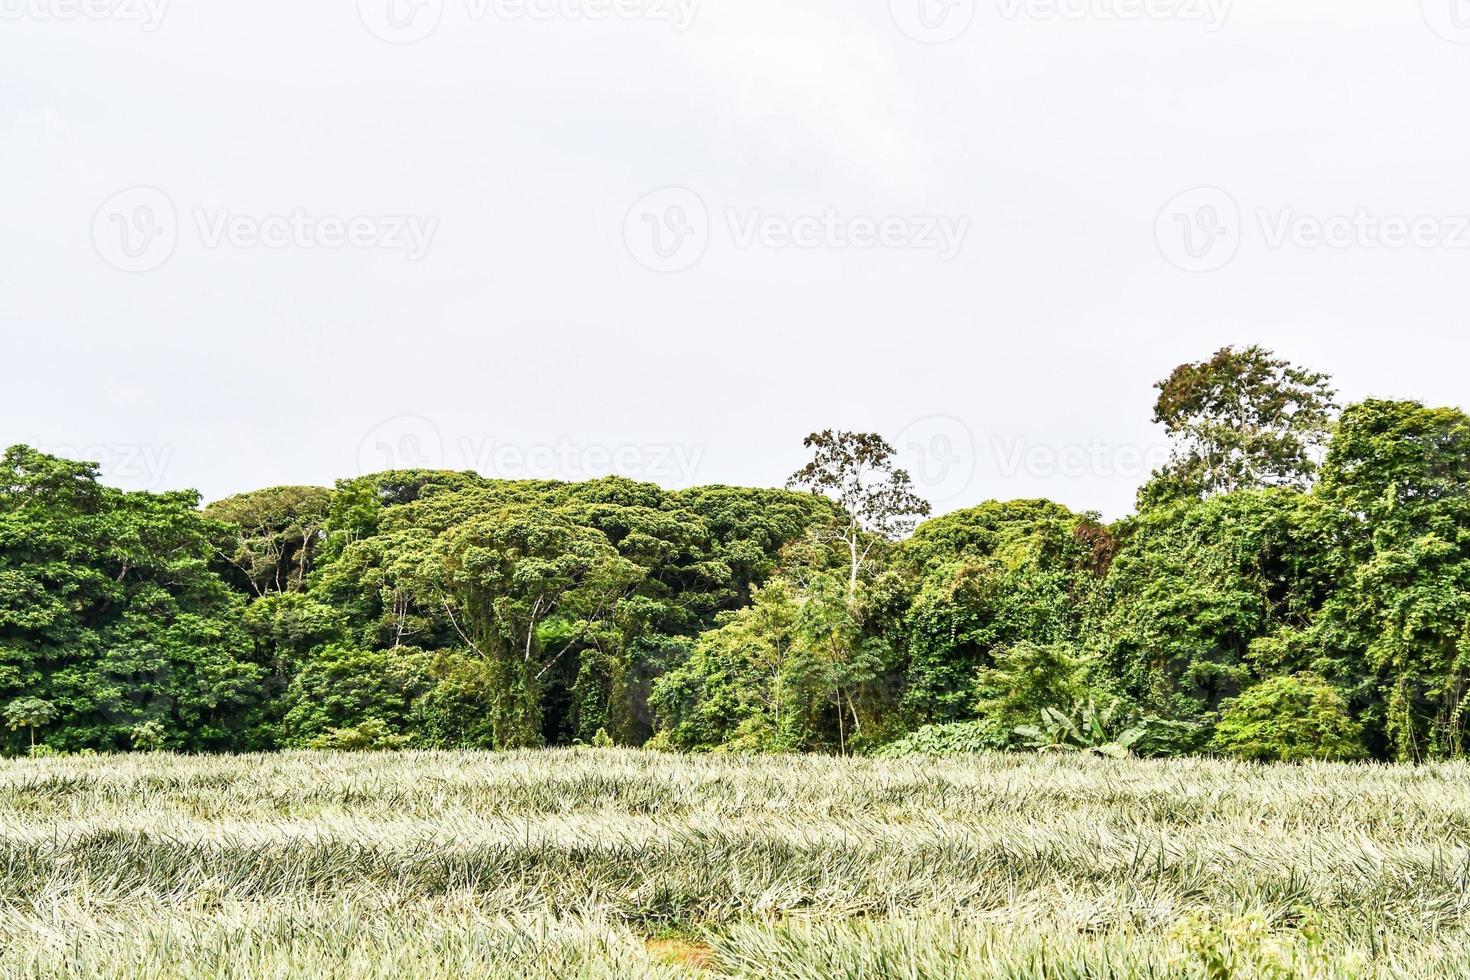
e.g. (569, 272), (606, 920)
(0, 749), (1466, 977)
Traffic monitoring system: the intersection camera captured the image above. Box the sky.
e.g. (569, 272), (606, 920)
(2, 0), (1468, 519)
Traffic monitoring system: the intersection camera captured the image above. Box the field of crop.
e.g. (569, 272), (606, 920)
(0, 750), (1467, 978)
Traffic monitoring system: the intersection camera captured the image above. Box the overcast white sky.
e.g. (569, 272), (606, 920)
(3, 0), (1468, 518)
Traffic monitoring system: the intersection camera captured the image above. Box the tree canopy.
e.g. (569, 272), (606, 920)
(5, 347), (1469, 763)
(1145, 345), (1338, 505)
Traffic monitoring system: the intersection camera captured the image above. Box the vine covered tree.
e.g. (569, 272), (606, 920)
(435, 508), (645, 747)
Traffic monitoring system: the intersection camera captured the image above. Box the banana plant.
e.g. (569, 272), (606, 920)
(1014, 698), (1149, 759)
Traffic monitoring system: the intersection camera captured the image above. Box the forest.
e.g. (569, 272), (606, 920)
(3, 345), (1467, 764)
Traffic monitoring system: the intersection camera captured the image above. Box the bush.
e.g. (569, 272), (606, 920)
(307, 718), (413, 752)
(873, 720), (1009, 758)
(973, 642), (1088, 733)
(130, 720), (168, 753)
(1014, 697), (1149, 758)
(1013, 697), (1203, 759)
(1209, 674), (1366, 762)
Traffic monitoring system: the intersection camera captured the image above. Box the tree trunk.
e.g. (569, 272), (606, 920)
(835, 690), (846, 756)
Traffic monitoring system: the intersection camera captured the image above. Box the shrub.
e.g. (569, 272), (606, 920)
(1014, 697), (1148, 758)
(873, 720), (1009, 758)
(130, 720), (168, 753)
(1209, 674), (1366, 762)
(973, 642), (1089, 733)
(307, 718), (413, 752)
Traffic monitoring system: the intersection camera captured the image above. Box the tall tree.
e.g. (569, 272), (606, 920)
(1146, 346), (1338, 504)
(787, 431), (931, 602)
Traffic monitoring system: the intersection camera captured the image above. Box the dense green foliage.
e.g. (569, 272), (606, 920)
(1209, 673), (1366, 762)
(5, 348), (1470, 762)
(1144, 344), (1338, 504)
(0, 448), (260, 753)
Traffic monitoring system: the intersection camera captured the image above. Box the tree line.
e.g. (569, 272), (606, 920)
(3, 346), (1468, 762)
